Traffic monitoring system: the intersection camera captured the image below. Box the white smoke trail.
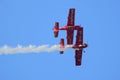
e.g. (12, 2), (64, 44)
(0, 44), (73, 55)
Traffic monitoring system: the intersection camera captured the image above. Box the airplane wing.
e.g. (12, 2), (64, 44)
(75, 50), (82, 66)
(76, 27), (83, 45)
(75, 27), (83, 66)
(67, 8), (75, 26)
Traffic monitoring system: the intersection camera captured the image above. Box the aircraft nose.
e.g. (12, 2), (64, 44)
(83, 43), (88, 48)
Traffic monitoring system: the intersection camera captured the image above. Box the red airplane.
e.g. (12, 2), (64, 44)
(53, 8), (88, 66)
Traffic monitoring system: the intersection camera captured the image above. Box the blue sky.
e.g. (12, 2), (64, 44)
(0, 0), (120, 80)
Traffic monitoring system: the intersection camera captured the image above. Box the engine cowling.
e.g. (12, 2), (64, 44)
(73, 43), (88, 49)
(53, 22), (59, 38)
(82, 43), (88, 48)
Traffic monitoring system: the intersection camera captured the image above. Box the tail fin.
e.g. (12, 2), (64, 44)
(60, 38), (64, 54)
(53, 22), (59, 37)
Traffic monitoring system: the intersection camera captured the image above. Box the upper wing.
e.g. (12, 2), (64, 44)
(75, 27), (83, 66)
(75, 27), (83, 45)
(67, 8), (75, 26)
(75, 50), (82, 66)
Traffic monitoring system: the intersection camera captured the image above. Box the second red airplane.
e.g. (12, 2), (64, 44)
(53, 8), (88, 66)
